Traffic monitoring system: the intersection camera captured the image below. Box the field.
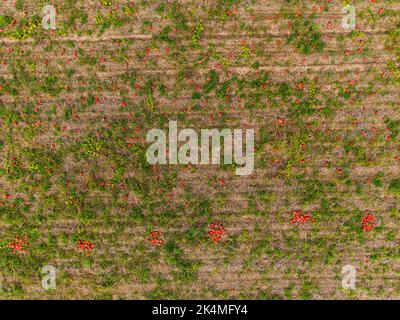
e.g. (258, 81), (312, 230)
(0, 0), (399, 299)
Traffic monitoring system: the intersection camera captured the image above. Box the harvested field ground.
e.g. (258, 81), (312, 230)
(0, 0), (399, 299)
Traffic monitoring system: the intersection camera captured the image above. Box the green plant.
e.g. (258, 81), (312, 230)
(287, 16), (325, 54)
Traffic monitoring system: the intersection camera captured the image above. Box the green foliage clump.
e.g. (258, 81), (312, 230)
(203, 70), (219, 94)
(287, 16), (325, 54)
(389, 179), (400, 193)
(82, 137), (103, 157)
(0, 15), (13, 29)
(192, 21), (204, 46)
